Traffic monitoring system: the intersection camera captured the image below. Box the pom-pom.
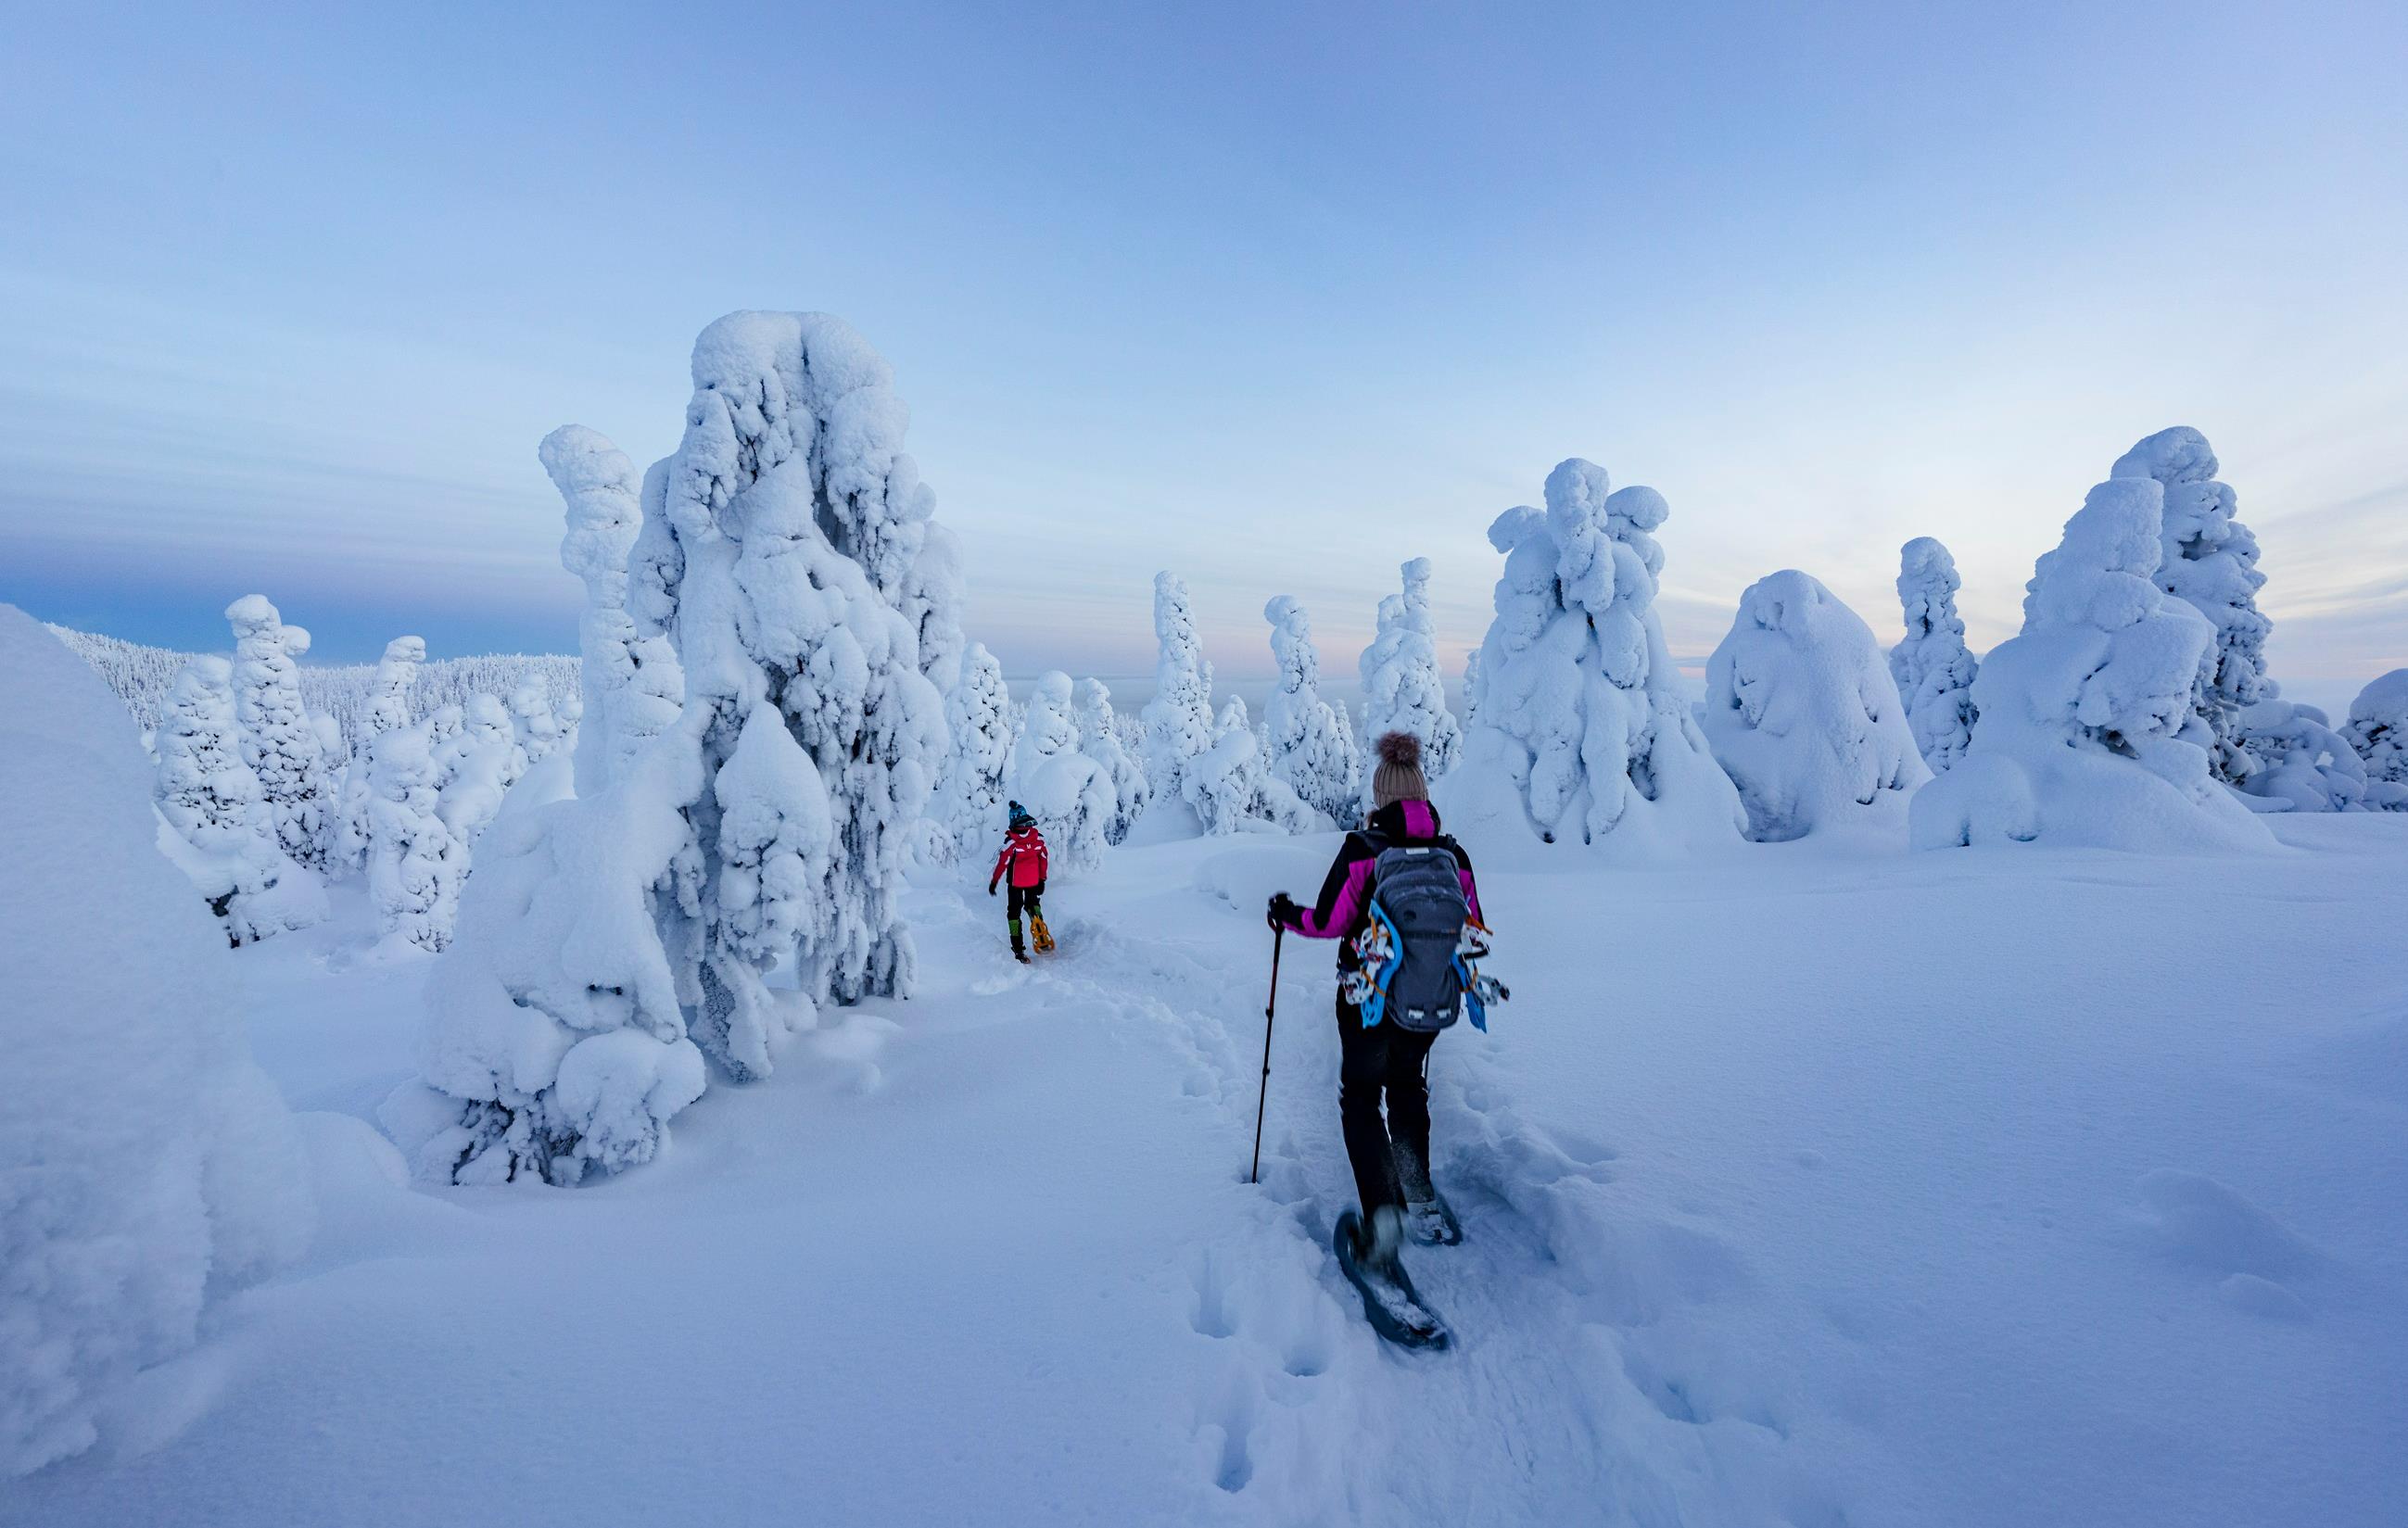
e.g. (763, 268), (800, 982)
(1375, 731), (1423, 769)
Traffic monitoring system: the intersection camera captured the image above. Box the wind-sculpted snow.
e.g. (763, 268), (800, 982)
(1439, 458), (1746, 855)
(2111, 427), (2270, 786)
(1358, 559), (1463, 788)
(1910, 476), (2273, 852)
(1889, 537), (1979, 773)
(1, 606), (310, 1479)
(1705, 570), (1929, 841)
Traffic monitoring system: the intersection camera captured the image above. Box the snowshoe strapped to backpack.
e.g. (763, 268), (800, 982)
(1343, 843), (1475, 1032)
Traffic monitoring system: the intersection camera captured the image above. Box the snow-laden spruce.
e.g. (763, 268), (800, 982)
(1141, 571), (1216, 804)
(2234, 699), (2368, 813)
(435, 691), (526, 848)
(152, 655), (328, 944)
(2344, 669), (2408, 810)
(387, 735), (708, 1185)
(1184, 695), (1320, 835)
(1359, 558), (1463, 787)
(368, 723), (467, 952)
(1438, 458), (1746, 852)
(540, 423), (683, 798)
(333, 636), (426, 870)
(936, 641), (1014, 860)
(624, 311), (948, 1077)
(1, 607), (311, 1478)
(1910, 476), (2272, 852)
(1262, 595), (1359, 824)
(904, 520), (967, 699)
(2110, 428), (2269, 785)
(225, 595), (335, 870)
(1072, 676), (1148, 844)
(1705, 570), (1930, 840)
(1889, 537), (1979, 773)
(509, 678), (565, 765)
(1009, 672), (1115, 872)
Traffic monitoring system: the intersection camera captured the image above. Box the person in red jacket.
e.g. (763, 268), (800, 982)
(988, 801), (1050, 963)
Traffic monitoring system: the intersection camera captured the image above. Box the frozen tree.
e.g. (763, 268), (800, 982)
(2344, 669), (2408, 810)
(1262, 596), (1359, 824)
(903, 521), (968, 699)
(332, 636), (425, 869)
(2235, 698), (2368, 813)
(1185, 696), (1319, 835)
(1359, 558), (1463, 787)
(1141, 571), (1215, 803)
(1438, 459), (1746, 852)
(3, 608), (310, 1477)
(1911, 476), (2272, 852)
(623, 310), (945, 1073)
(152, 656), (326, 943)
(436, 692), (526, 848)
(225, 595), (334, 870)
(1072, 676), (1149, 844)
(509, 678), (565, 765)
(2111, 427), (2269, 784)
(1704, 571), (1929, 840)
(540, 423), (683, 798)
(1889, 537), (1979, 773)
(384, 737), (707, 1186)
(940, 642), (1014, 859)
(1009, 671), (1115, 872)
(368, 724), (466, 952)
(1463, 649), (1483, 731)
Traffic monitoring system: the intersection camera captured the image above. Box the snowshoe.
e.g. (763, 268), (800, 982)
(1012, 946), (1032, 965)
(1333, 1208), (1450, 1350)
(1404, 1192), (1463, 1246)
(1030, 914), (1056, 953)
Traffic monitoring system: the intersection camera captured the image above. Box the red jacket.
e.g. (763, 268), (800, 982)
(991, 825), (1048, 890)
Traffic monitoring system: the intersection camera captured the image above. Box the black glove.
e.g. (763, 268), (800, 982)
(987, 880), (998, 897)
(1034, 880), (1046, 899)
(1268, 893), (1302, 930)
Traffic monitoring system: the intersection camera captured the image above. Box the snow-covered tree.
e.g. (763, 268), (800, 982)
(903, 521), (967, 699)
(2344, 669), (2408, 810)
(1889, 537), (1979, 773)
(436, 692), (526, 848)
(1359, 558), (1463, 788)
(1439, 459), (1746, 852)
(1261, 596), (1358, 824)
(509, 678), (565, 765)
(368, 724), (466, 953)
(1704, 571), (1929, 840)
(225, 595), (334, 870)
(539, 423), (683, 799)
(1009, 671), (1115, 872)
(1184, 696), (1319, 835)
(153, 656), (326, 943)
(939, 642), (1014, 859)
(1910, 476), (2272, 852)
(2, 607), (311, 1479)
(1072, 676), (1148, 844)
(2235, 698), (2368, 813)
(1141, 571), (1215, 803)
(1462, 649), (1483, 732)
(332, 636), (425, 869)
(2111, 427), (2269, 784)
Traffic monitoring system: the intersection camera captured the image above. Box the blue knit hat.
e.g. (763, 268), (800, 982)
(1008, 801), (1033, 828)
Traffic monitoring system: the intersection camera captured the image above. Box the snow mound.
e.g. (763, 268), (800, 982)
(0, 605), (311, 1479)
(1703, 570), (1929, 841)
(1909, 477), (2273, 853)
(2235, 700), (2368, 813)
(2136, 1169), (2322, 1282)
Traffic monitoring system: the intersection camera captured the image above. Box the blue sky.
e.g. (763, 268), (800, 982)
(4, 1), (2402, 711)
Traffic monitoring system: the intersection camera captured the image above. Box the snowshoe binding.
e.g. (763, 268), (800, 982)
(1334, 1207), (1450, 1350)
(1391, 1143), (1463, 1245)
(1030, 913), (1056, 953)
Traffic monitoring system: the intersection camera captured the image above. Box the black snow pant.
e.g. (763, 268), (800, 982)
(1335, 993), (1438, 1220)
(1006, 884), (1044, 951)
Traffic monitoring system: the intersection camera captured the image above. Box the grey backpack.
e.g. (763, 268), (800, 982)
(1350, 842), (1472, 1032)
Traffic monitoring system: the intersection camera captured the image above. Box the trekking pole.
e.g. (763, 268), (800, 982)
(1249, 926), (1284, 1184)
